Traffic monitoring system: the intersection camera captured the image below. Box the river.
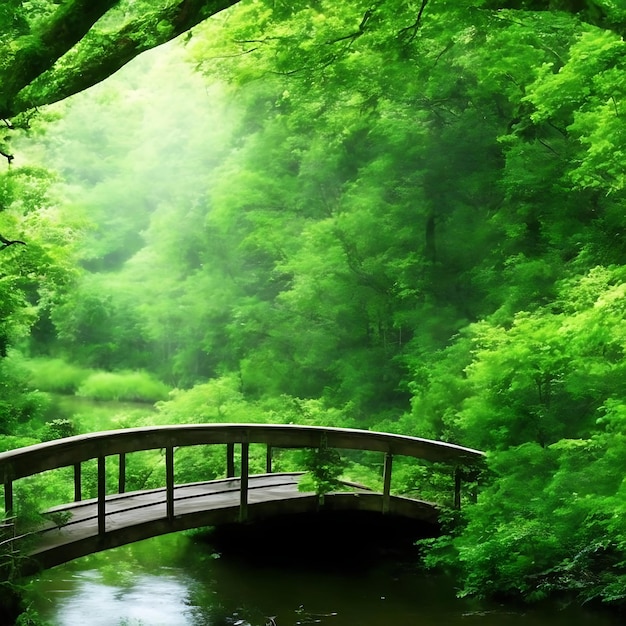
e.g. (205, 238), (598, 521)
(26, 529), (620, 626)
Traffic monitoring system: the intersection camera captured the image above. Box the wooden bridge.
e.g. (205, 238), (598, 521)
(0, 423), (484, 574)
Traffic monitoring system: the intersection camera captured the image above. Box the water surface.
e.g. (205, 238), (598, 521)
(27, 532), (620, 626)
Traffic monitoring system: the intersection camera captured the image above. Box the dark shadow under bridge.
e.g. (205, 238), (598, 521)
(0, 423), (484, 574)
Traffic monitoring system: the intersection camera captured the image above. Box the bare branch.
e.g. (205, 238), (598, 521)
(203, 48), (260, 61)
(398, 0), (429, 45)
(326, 8), (375, 45)
(0, 234), (26, 249)
(0, 151), (14, 166)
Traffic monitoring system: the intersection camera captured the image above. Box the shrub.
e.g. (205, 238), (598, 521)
(76, 370), (170, 402)
(24, 358), (90, 394)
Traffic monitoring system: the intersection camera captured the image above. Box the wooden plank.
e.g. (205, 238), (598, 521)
(26, 473), (440, 574)
(33, 474), (308, 554)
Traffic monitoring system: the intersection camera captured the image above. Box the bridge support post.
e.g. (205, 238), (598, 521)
(97, 456), (106, 535)
(266, 445), (273, 473)
(118, 453), (126, 495)
(73, 463), (82, 502)
(226, 443), (235, 478)
(239, 442), (249, 522)
(166, 446), (174, 521)
(3, 479), (13, 517)
(382, 452), (393, 514)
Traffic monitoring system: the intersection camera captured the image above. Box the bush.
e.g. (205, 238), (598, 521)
(43, 419), (77, 441)
(24, 358), (90, 394)
(298, 435), (346, 497)
(76, 370), (170, 402)
(423, 435), (626, 607)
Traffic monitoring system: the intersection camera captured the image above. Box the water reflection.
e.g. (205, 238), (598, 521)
(48, 573), (191, 626)
(28, 533), (620, 626)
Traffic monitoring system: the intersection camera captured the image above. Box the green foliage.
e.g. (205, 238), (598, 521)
(23, 357), (89, 393)
(0, 434), (39, 453)
(426, 433), (626, 605)
(14, 604), (52, 626)
(298, 435), (346, 497)
(413, 266), (626, 604)
(76, 370), (170, 403)
(152, 376), (250, 424)
(0, 359), (50, 436)
(14, 469), (74, 523)
(42, 418), (76, 440)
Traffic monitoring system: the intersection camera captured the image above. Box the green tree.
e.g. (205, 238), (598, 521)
(418, 266), (626, 604)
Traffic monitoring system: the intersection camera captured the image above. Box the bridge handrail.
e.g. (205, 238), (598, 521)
(0, 423), (484, 482)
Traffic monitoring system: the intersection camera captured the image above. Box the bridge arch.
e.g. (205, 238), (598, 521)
(0, 424), (483, 573)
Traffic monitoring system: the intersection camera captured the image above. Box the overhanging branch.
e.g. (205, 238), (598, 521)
(0, 0), (120, 118)
(4, 0), (241, 117)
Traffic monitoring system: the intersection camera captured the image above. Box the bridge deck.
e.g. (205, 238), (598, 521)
(21, 472), (439, 574)
(35, 472), (311, 553)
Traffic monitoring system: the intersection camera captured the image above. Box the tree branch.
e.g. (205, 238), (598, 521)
(0, 151), (14, 166)
(398, 0), (429, 45)
(326, 8), (375, 45)
(0, 0), (120, 118)
(3, 0), (241, 118)
(2, 0), (625, 120)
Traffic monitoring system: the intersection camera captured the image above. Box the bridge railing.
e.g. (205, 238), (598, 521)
(0, 423), (484, 533)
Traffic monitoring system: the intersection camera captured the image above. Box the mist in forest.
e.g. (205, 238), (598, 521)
(20, 43), (236, 272)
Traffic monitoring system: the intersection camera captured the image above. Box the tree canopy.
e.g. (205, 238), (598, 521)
(0, 0), (624, 121)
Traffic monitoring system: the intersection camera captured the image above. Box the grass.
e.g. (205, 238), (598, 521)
(22, 357), (171, 404)
(76, 370), (170, 402)
(23, 358), (90, 394)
